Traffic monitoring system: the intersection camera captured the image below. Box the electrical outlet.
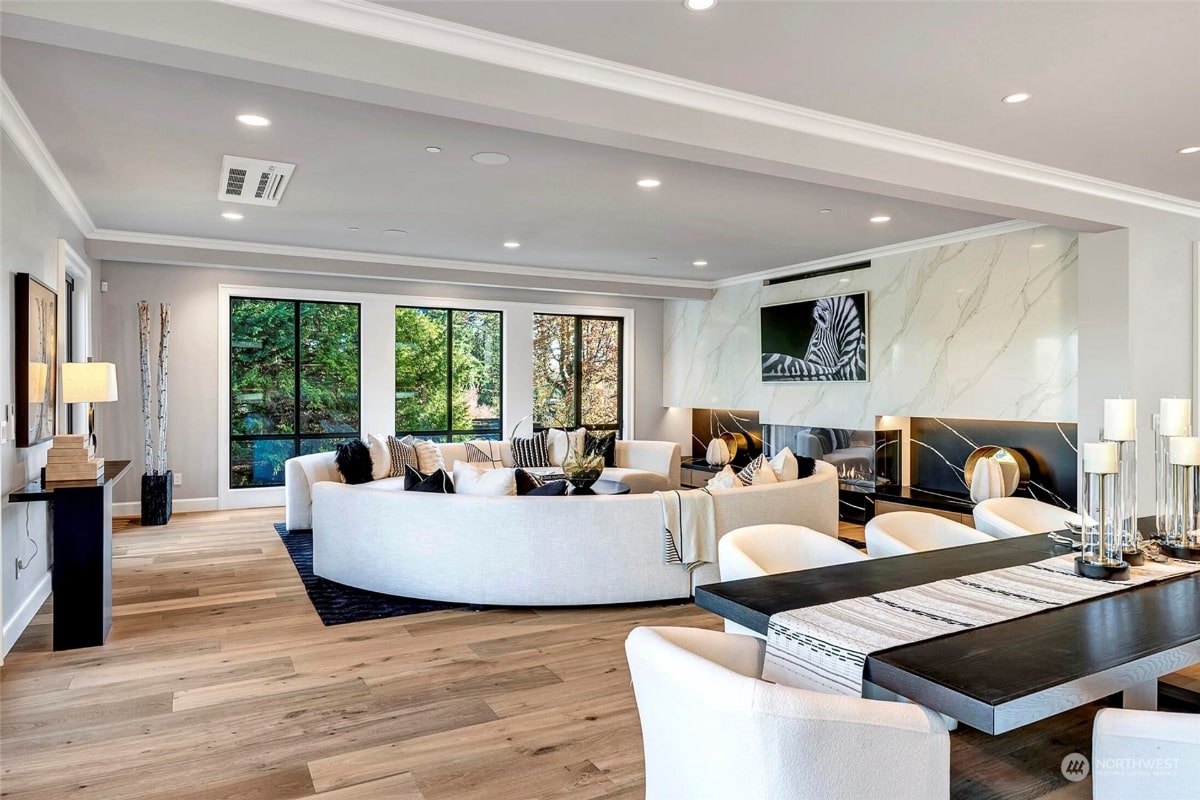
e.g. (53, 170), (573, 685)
(173, 472), (183, 486)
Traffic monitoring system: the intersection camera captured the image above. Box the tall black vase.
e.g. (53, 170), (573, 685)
(141, 471), (173, 526)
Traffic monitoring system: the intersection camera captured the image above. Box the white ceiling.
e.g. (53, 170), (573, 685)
(0, 36), (1007, 282)
(394, 0), (1200, 203)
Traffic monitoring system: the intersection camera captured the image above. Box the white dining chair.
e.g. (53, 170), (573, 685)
(973, 496), (1082, 539)
(719, 524), (868, 636)
(625, 626), (950, 800)
(1093, 708), (1200, 799)
(866, 511), (992, 558)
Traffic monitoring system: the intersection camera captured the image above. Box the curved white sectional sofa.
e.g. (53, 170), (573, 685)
(310, 461), (840, 606)
(285, 439), (682, 531)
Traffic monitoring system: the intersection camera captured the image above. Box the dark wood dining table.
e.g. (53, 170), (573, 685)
(695, 531), (1200, 734)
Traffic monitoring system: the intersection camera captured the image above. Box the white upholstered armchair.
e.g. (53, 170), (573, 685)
(866, 511), (991, 557)
(625, 626), (950, 800)
(1092, 708), (1200, 800)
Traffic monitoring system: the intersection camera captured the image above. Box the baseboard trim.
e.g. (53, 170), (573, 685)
(113, 497), (220, 518)
(2, 572), (52, 657)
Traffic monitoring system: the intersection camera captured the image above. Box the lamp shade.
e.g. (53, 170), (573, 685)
(62, 362), (118, 403)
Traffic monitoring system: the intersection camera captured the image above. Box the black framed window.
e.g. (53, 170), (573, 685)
(395, 306), (502, 442)
(532, 314), (623, 432)
(229, 298), (360, 488)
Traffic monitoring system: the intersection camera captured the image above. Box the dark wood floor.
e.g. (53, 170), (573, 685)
(1, 509), (1193, 798)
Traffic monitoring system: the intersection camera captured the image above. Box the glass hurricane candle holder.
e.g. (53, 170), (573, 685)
(1164, 436), (1200, 559)
(1076, 442), (1130, 581)
(1102, 399), (1141, 565)
(1155, 399), (1192, 537)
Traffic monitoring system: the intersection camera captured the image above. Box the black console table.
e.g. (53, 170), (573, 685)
(9, 460), (131, 650)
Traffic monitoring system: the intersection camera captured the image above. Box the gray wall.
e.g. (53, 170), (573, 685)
(98, 262), (689, 504)
(1, 131), (101, 653)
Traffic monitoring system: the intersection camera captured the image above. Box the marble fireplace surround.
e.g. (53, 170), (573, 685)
(664, 227), (1078, 430)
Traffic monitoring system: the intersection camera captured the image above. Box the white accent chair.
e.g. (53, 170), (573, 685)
(973, 497), (1082, 539)
(1093, 708), (1200, 799)
(625, 626), (951, 800)
(719, 524), (868, 636)
(866, 511), (992, 558)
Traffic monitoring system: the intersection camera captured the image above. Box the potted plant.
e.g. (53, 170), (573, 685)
(139, 301), (172, 526)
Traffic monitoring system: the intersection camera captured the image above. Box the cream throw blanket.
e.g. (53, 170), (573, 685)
(656, 489), (716, 571)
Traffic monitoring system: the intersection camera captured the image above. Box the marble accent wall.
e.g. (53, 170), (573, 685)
(664, 227), (1078, 429)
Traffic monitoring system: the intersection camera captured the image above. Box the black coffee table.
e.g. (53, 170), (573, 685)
(567, 479), (630, 496)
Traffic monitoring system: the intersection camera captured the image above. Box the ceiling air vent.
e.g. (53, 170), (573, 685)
(218, 155), (295, 206)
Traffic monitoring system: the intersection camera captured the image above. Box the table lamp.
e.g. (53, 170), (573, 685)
(62, 361), (118, 450)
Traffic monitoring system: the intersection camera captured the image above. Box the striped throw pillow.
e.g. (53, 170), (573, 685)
(735, 454), (766, 485)
(386, 435), (421, 477)
(464, 440), (504, 469)
(511, 430), (551, 468)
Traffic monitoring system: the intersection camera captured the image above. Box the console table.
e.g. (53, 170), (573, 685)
(9, 459), (131, 650)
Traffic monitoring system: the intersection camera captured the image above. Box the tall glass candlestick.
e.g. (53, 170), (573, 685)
(1155, 399), (1192, 537)
(1077, 442), (1129, 580)
(1164, 436), (1200, 559)
(1102, 399), (1141, 564)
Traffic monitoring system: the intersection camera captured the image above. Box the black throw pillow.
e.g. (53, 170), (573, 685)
(403, 465), (455, 494)
(334, 439), (374, 485)
(796, 455), (817, 479)
(514, 468), (541, 496)
(584, 430), (617, 468)
(528, 479), (569, 496)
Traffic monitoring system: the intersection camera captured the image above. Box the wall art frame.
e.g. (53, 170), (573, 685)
(761, 291), (869, 383)
(15, 272), (58, 447)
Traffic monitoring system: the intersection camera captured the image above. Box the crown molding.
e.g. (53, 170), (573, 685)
(0, 78), (95, 235)
(218, 0), (1200, 221)
(86, 229), (715, 300)
(714, 221), (1045, 288)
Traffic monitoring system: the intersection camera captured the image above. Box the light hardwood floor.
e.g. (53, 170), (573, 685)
(1, 509), (1194, 799)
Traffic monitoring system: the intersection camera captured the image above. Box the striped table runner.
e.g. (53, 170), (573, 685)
(763, 553), (1200, 696)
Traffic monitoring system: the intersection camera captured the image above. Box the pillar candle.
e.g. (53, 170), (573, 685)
(1103, 398), (1136, 441)
(1169, 436), (1200, 466)
(1083, 441), (1119, 474)
(1160, 398), (1192, 437)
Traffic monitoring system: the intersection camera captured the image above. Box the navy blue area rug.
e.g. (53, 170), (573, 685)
(274, 523), (463, 625)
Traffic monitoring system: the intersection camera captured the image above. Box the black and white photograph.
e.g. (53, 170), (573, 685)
(761, 292), (869, 383)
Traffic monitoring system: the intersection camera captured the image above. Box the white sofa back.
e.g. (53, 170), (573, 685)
(310, 460), (839, 604)
(285, 437), (682, 530)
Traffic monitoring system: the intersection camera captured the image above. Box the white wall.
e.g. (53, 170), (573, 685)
(664, 226), (1078, 428)
(0, 131), (101, 655)
(98, 261), (689, 508)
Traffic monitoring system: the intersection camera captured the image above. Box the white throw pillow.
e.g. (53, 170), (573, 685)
(706, 465), (744, 490)
(413, 438), (445, 474)
(546, 428), (570, 466)
(752, 459), (780, 485)
(452, 461), (517, 496)
(567, 427), (587, 459)
(366, 433), (391, 480)
(768, 446), (799, 482)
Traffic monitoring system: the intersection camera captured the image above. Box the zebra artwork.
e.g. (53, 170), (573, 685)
(760, 292), (868, 382)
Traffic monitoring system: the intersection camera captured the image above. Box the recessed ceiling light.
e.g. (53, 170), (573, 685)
(1030, 243), (1045, 249)
(636, 178), (662, 188)
(503, 241), (521, 249)
(838, 278), (850, 283)
(1001, 92), (1031, 104)
(221, 211), (244, 220)
(684, 0), (717, 10)
(1179, 146), (1200, 155)
(348, 226), (360, 231)
(235, 113), (271, 127)
(472, 152), (510, 165)
(869, 215), (891, 223)
(818, 208), (832, 214)
(425, 146), (442, 153)
(692, 260), (708, 267)
(382, 229), (408, 236)
(648, 257), (660, 261)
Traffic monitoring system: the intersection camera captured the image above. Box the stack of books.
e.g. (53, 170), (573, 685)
(45, 435), (104, 482)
